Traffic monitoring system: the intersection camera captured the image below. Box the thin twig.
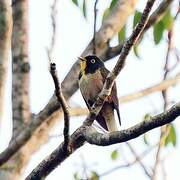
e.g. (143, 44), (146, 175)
(100, 143), (157, 177)
(174, 0), (180, 20)
(152, 13), (176, 179)
(100, 0), (174, 62)
(50, 63), (70, 151)
(48, 0), (58, 62)
(126, 142), (151, 177)
(93, 0), (98, 55)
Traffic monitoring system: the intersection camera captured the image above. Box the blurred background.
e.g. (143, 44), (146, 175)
(0, 0), (180, 179)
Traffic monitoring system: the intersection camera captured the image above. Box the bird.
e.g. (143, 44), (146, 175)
(78, 55), (121, 132)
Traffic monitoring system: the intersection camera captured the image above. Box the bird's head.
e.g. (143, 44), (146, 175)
(78, 55), (104, 74)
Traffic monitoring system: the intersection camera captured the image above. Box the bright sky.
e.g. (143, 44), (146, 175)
(0, 0), (180, 179)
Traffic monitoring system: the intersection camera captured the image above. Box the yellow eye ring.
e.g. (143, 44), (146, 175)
(91, 59), (96, 63)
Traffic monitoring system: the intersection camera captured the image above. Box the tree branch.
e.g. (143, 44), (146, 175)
(0, 0), (12, 121)
(119, 73), (180, 103)
(69, 74), (180, 117)
(100, 0), (174, 61)
(0, 0), (138, 168)
(93, 0), (98, 55)
(0, 71), (179, 169)
(83, 0), (156, 127)
(50, 63), (70, 151)
(126, 142), (151, 177)
(25, 103), (180, 180)
(11, 0), (30, 139)
(100, 143), (156, 177)
(23, 0), (158, 179)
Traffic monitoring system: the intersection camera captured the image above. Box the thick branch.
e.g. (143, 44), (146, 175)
(0, 54), (178, 170)
(0, 0), (12, 121)
(25, 103), (180, 180)
(11, 0), (30, 138)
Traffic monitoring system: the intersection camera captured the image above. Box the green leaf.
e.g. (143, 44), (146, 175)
(72, 0), (78, 6)
(118, 25), (126, 42)
(90, 171), (99, 180)
(102, 8), (110, 22)
(165, 124), (177, 147)
(133, 44), (140, 58)
(133, 10), (142, 28)
(144, 113), (152, 121)
(73, 172), (81, 180)
(153, 21), (165, 44)
(143, 134), (149, 145)
(111, 150), (119, 160)
(162, 9), (173, 30)
(82, 0), (87, 19)
(110, 0), (118, 10)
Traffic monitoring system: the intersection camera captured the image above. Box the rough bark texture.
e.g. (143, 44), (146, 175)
(0, 0), (30, 180)
(25, 103), (180, 180)
(12, 0), (30, 137)
(0, 0), (12, 121)
(0, 1), (137, 178)
(11, 0), (31, 177)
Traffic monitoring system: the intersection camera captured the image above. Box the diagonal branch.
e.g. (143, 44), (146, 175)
(83, 0), (156, 127)
(68, 74), (180, 117)
(0, 72), (179, 168)
(25, 102), (180, 180)
(126, 142), (151, 177)
(100, 143), (156, 177)
(0, 0), (138, 168)
(24, 0), (157, 179)
(101, 0), (174, 61)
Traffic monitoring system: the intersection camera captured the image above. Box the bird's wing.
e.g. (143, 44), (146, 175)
(78, 71), (82, 80)
(100, 67), (121, 125)
(111, 83), (121, 125)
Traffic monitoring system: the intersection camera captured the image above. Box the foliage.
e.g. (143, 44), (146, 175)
(72, 0), (87, 19)
(111, 149), (119, 160)
(165, 124), (177, 147)
(153, 9), (174, 44)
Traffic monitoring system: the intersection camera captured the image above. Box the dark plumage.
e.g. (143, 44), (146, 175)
(78, 55), (121, 132)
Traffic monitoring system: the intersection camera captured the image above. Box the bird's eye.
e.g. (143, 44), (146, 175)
(91, 59), (96, 64)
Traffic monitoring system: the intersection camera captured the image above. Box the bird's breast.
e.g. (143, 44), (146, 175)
(79, 70), (104, 101)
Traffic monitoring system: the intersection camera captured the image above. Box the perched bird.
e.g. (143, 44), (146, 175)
(78, 55), (121, 132)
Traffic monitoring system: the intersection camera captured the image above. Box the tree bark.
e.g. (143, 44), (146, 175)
(0, 0), (30, 180)
(0, 0), (12, 121)
(12, 0), (30, 138)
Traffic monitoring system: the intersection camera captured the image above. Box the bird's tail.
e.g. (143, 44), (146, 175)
(97, 103), (118, 132)
(105, 107), (118, 132)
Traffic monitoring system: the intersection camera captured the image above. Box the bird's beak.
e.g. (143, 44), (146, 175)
(78, 56), (86, 62)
